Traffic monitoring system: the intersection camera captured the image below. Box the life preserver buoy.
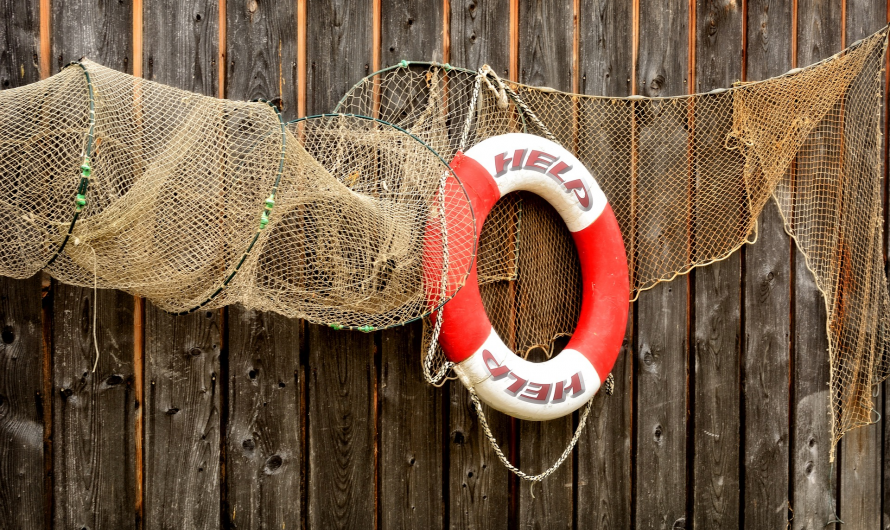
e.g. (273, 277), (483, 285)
(433, 133), (629, 421)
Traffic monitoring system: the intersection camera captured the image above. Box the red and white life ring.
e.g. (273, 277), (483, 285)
(434, 133), (629, 421)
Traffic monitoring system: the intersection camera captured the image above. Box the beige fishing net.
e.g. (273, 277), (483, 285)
(338, 29), (890, 452)
(0, 26), (888, 454)
(0, 59), (476, 330)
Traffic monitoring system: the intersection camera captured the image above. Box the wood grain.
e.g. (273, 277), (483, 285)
(447, 2), (512, 527)
(839, 3), (885, 529)
(142, 2), (222, 529)
(305, 2), (377, 528)
(49, 2), (137, 528)
(575, 2), (633, 528)
(792, 3), (843, 529)
(742, 2), (793, 528)
(0, 3), (44, 528)
(0, 276), (44, 530)
(515, 2), (575, 528)
(52, 285), (136, 530)
(224, 4), (302, 529)
(50, 0), (132, 72)
(226, 0), (298, 120)
(692, 2), (743, 528)
(634, 1), (690, 528)
(226, 307), (301, 530)
(379, 323), (444, 528)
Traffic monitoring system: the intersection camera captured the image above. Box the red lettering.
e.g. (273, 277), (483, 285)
(552, 372), (586, 403)
(519, 382), (552, 403)
(546, 161), (572, 183)
(493, 149), (527, 178)
(482, 349), (510, 380)
(504, 373), (528, 396)
(524, 150), (559, 174)
(562, 179), (591, 210)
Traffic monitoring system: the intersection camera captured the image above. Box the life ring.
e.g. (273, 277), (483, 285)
(433, 133), (629, 421)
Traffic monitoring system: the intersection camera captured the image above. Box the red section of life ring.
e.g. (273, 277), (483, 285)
(430, 133), (629, 421)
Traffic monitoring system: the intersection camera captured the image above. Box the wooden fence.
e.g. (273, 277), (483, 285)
(0, 0), (887, 528)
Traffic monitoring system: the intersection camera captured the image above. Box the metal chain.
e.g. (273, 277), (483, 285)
(470, 387), (593, 489)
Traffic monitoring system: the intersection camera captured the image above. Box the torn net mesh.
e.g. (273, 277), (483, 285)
(337, 29), (890, 454)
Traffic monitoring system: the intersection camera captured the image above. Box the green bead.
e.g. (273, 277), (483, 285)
(75, 194), (86, 211)
(358, 325), (374, 333)
(264, 196), (275, 209)
(443, 63), (452, 71)
(80, 164), (91, 177)
(330, 323), (342, 331)
(399, 60), (409, 68)
(259, 213), (270, 229)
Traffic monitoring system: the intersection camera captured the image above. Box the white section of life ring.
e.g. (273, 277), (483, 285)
(464, 133), (608, 232)
(452, 328), (601, 420)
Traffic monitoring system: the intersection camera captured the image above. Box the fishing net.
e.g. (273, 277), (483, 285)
(338, 29), (890, 453)
(0, 59), (476, 330)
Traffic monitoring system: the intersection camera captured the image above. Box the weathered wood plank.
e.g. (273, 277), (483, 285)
(306, 325), (376, 529)
(0, 275), (44, 530)
(792, 3), (843, 529)
(226, 0), (298, 120)
(305, 3), (376, 529)
(448, 2), (512, 528)
(515, 2), (575, 528)
(840, 4), (885, 529)
(742, 2), (793, 528)
(634, 1), (690, 528)
(376, 3), (446, 527)
(226, 308), (301, 530)
(0, 3), (44, 528)
(450, 0), (510, 75)
(576, 1), (633, 528)
(692, 2), (743, 529)
(52, 285), (137, 530)
(224, 4), (302, 528)
(142, 2), (221, 529)
(49, 2), (137, 528)
(382, 0), (444, 67)
(379, 323), (443, 528)
(144, 308), (222, 530)
(51, 0), (132, 71)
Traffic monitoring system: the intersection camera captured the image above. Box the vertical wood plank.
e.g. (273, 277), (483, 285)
(380, 323), (444, 528)
(515, 2), (575, 528)
(226, 0), (298, 120)
(793, 3), (842, 528)
(376, 3), (446, 528)
(51, 0), (132, 70)
(448, 2), (512, 528)
(49, 2), (137, 528)
(742, 2), (793, 528)
(226, 309), (301, 529)
(306, 3), (376, 528)
(634, 1), (690, 528)
(576, 1), (634, 528)
(381, 0), (444, 67)
(142, 2), (221, 529)
(0, 3), (44, 528)
(0, 275), (44, 530)
(840, 5), (885, 530)
(52, 285), (137, 530)
(307, 326), (376, 529)
(692, 1), (743, 529)
(224, 3), (302, 528)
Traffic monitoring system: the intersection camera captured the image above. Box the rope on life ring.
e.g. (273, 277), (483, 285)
(430, 132), (629, 422)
